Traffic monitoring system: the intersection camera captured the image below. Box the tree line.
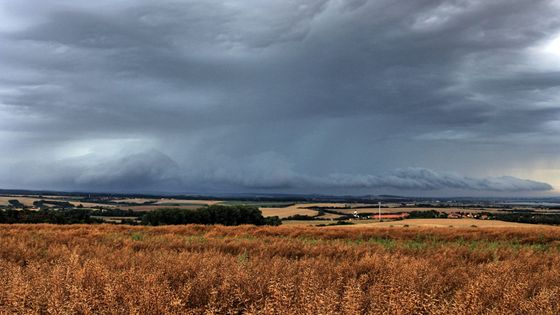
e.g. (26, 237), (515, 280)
(141, 205), (281, 226)
(0, 205), (281, 226)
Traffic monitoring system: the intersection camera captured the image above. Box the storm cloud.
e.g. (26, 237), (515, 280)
(1, 0), (560, 195)
(3, 150), (551, 193)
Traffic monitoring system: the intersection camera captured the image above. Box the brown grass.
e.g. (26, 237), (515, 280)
(2, 224), (560, 314)
(342, 218), (538, 228)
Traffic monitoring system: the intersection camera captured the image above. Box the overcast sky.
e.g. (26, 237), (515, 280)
(1, 0), (560, 196)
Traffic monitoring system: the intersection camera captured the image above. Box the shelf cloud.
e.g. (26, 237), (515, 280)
(2, 150), (552, 194)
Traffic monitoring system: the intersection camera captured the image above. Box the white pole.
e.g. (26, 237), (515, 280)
(378, 201), (381, 222)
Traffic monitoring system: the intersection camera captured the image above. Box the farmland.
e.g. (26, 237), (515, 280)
(2, 224), (560, 314)
(0, 194), (221, 215)
(4, 191), (560, 227)
(3, 192), (560, 313)
(333, 218), (538, 228)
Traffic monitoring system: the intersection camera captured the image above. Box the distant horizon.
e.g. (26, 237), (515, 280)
(2, 187), (560, 201)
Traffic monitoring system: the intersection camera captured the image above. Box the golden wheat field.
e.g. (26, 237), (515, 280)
(2, 224), (560, 314)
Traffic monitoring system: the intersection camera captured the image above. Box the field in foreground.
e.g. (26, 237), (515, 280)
(2, 225), (560, 314)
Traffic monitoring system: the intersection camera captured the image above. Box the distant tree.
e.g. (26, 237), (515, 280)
(8, 200), (24, 208)
(284, 214), (315, 221)
(33, 200), (44, 207)
(408, 210), (445, 219)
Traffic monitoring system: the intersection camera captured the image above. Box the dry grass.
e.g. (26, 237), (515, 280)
(2, 224), (560, 314)
(343, 218), (537, 228)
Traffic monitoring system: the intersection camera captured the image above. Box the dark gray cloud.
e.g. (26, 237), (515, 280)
(186, 155), (554, 192)
(2, 150), (551, 193)
(1, 0), (559, 195)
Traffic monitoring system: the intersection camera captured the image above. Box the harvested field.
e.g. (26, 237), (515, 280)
(336, 218), (537, 228)
(2, 224), (560, 314)
(0, 196), (39, 206)
(259, 204), (320, 218)
(260, 207), (318, 218)
(0, 196), (114, 209)
(269, 203), (508, 216)
(335, 207), (505, 214)
(259, 202), (507, 218)
(259, 203), (356, 218)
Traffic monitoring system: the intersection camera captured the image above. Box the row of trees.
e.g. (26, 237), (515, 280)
(494, 213), (560, 225)
(0, 209), (103, 224)
(141, 205), (281, 226)
(0, 205), (281, 226)
(407, 210), (448, 218)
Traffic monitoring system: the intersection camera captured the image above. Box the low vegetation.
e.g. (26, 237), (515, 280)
(2, 224), (560, 314)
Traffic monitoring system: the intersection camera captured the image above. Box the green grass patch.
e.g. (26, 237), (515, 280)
(367, 237), (396, 250)
(130, 232), (144, 241)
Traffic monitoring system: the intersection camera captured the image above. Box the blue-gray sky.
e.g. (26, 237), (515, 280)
(1, 0), (560, 196)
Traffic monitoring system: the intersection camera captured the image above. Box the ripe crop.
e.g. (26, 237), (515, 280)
(1, 224), (560, 314)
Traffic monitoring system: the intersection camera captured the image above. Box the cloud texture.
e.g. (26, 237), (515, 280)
(1, 0), (560, 195)
(2, 150), (552, 194)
